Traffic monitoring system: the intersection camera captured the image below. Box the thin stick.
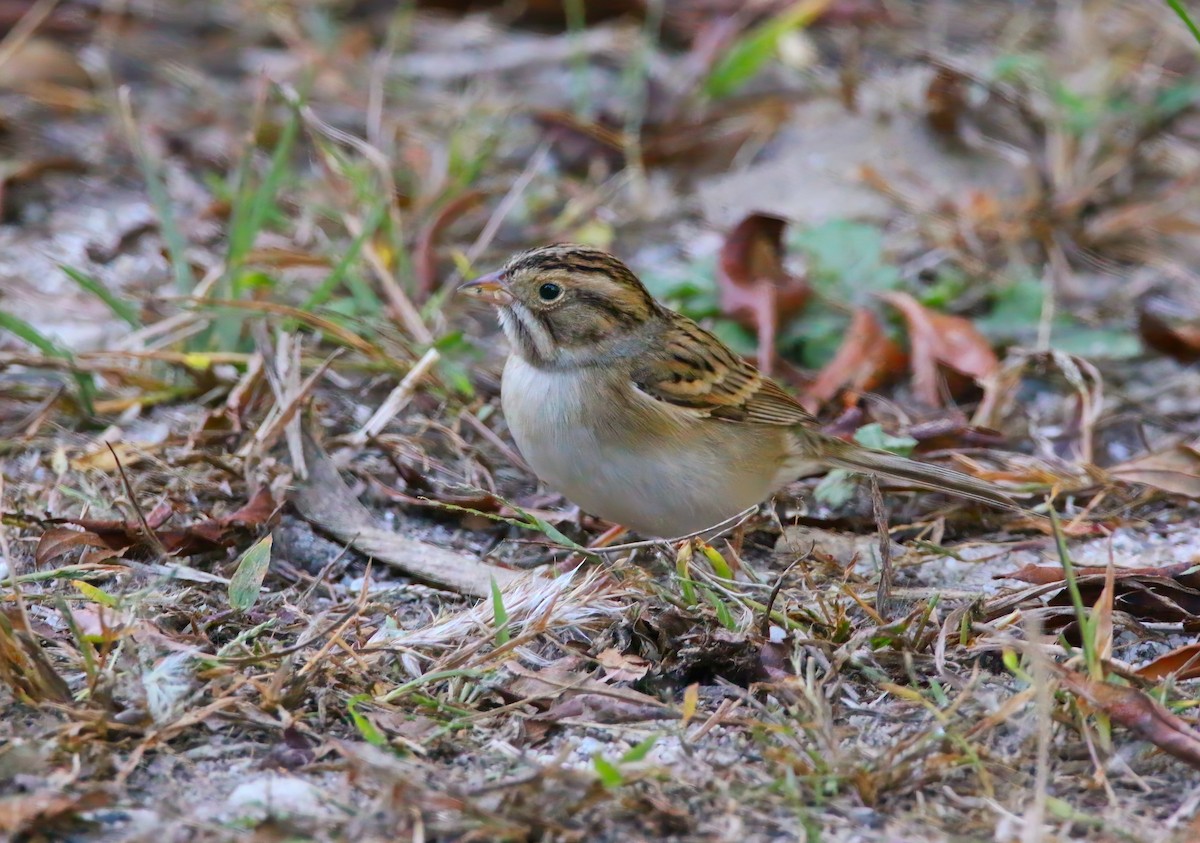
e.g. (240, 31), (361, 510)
(106, 442), (168, 559)
(0, 0), (61, 74)
(871, 476), (894, 620)
(348, 346), (441, 446)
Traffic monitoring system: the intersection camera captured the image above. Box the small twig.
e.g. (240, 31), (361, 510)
(871, 477), (893, 621)
(216, 603), (363, 667)
(463, 144), (552, 270)
(761, 552), (808, 638)
(0, 0), (61, 74)
(106, 442), (168, 559)
(298, 567), (373, 677)
(459, 411), (531, 474)
(348, 346), (441, 446)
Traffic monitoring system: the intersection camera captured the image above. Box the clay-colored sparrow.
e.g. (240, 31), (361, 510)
(460, 244), (1018, 538)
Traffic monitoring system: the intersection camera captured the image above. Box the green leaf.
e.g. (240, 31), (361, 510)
(977, 275), (1043, 341)
(813, 468), (856, 507)
(620, 733), (660, 763)
(853, 423), (916, 456)
(347, 694), (389, 747)
(781, 302), (848, 369)
(490, 577), (511, 646)
(60, 266), (142, 328)
(1048, 325), (1140, 359)
(790, 220), (902, 303)
(228, 534), (273, 612)
(592, 754), (624, 788)
(73, 579), (119, 608)
(705, 0), (824, 98)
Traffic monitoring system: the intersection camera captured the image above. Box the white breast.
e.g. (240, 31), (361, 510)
(501, 355), (786, 537)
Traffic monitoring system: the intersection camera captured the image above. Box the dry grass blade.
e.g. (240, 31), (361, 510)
(369, 567), (629, 669)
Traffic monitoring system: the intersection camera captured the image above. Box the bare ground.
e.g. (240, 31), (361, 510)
(4, 1), (1200, 841)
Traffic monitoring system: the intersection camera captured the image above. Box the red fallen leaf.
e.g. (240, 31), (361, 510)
(1136, 643), (1200, 681)
(53, 488), (278, 557)
(804, 307), (906, 409)
(36, 526), (115, 567)
(1055, 665), (1200, 770)
(414, 189), (487, 300)
(880, 291), (999, 407)
(1138, 294), (1200, 364)
(924, 66), (967, 138)
(717, 213), (811, 374)
(1001, 561), (1196, 586)
(998, 563), (1200, 623)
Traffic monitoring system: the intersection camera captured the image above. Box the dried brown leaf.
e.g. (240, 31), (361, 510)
(881, 291), (998, 406)
(1110, 440), (1200, 499)
(804, 307), (906, 409)
(0, 37), (91, 91)
(35, 526), (113, 567)
(1056, 666), (1200, 770)
(596, 647), (652, 682)
(57, 489), (277, 557)
(924, 66), (967, 138)
(717, 213), (811, 373)
(0, 789), (109, 836)
(415, 190), (487, 299)
(1138, 295), (1200, 364)
(1002, 561), (1196, 586)
(1136, 644), (1200, 682)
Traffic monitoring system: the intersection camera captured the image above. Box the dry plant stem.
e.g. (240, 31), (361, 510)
(293, 429), (527, 596)
(105, 442), (167, 559)
(1021, 615), (1052, 843)
(118, 265), (224, 351)
(297, 572), (372, 678)
(0, 0), (61, 73)
(871, 477), (894, 619)
(348, 346), (441, 446)
(282, 85), (430, 345)
(459, 411), (531, 473)
(465, 144), (552, 269)
(236, 348), (342, 467)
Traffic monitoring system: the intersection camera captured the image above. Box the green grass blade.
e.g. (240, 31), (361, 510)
(490, 577), (511, 646)
(225, 99), (302, 281)
(705, 0), (824, 98)
(346, 694), (389, 747)
(303, 200), (388, 312)
(1167, 0), (1200, 46)
(0, 311), (95, 415)
(60, 265), (142, 328)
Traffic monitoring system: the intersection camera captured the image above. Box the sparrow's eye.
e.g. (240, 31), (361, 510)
(538, 282), (563, 302)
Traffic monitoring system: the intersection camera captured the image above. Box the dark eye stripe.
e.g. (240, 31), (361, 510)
(571, 290), (639, 327)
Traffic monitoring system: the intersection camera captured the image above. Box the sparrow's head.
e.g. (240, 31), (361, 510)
(459, 244), (663, 368)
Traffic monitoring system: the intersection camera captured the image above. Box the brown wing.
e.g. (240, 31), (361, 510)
(631, 312), (815, 427)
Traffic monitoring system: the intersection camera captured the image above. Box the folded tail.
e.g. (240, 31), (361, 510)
(821, 438), (1022, 512)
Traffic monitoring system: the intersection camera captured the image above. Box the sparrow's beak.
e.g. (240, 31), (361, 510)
(458, 270), (512, 305)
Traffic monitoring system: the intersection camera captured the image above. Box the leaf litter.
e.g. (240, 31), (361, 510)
(3, 1), (1200, 841)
